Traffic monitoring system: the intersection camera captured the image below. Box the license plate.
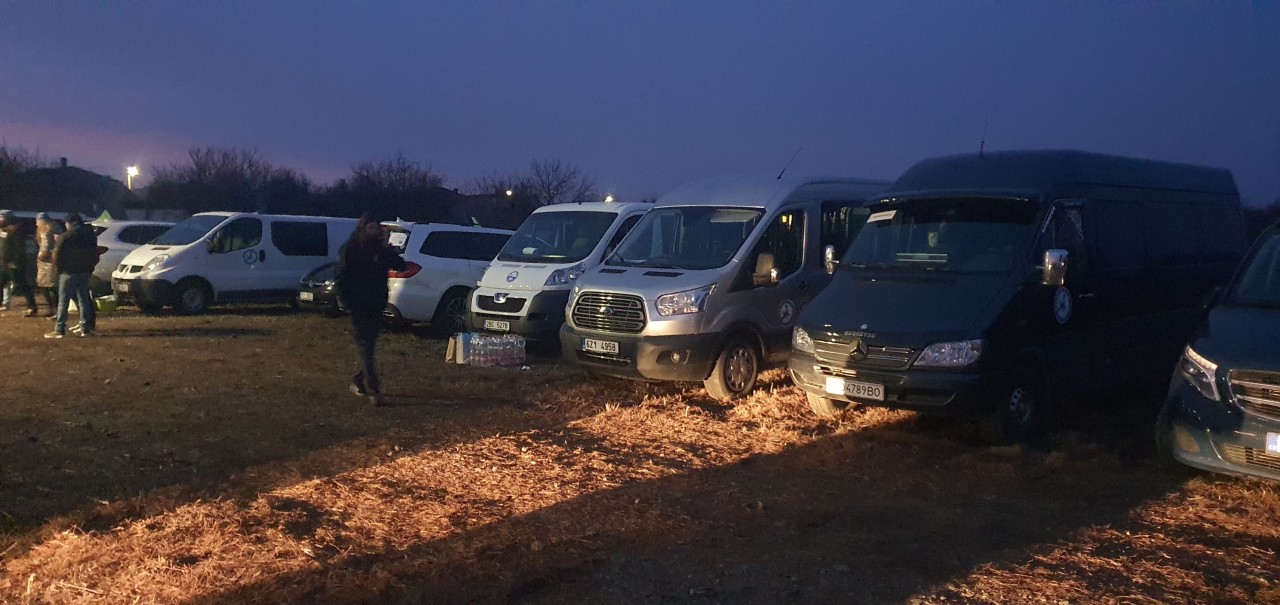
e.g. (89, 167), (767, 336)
(299, 291), (314, 301)
(114, 281), (131, 293)
(484, 319), (511, 332)
(583, 338), (620, 354)
(1268, 433), (1280, 455)
(824, 376), (885, 401)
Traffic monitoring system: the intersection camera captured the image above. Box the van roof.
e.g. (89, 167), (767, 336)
(656, 174), (890, 209)
(192, 211), (360, 221)
(531, 201), (650, 214)
(887, 150), (1238, 198)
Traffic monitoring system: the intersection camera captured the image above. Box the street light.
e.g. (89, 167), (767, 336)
(126, 166), (140, 190)
(505, 189), (514, 197)
(604, 194), (615, 203)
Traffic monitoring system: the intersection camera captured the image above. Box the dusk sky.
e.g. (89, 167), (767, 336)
(2, 2), (1277, 204)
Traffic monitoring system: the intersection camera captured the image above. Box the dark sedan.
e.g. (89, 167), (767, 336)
(297, 262), (344, 317)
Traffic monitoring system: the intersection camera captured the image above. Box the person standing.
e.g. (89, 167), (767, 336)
(335, 214), (405, 407)
(45, 212), (98, 339)
(33, 213), (60, 317)
(0, 210), (38, 315)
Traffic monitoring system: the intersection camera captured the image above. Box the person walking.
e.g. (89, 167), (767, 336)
(335, 214), (405, 406)
(45, 212), (98, 339)
(33, 213), (60, 317)
(0, 210), (38, 315)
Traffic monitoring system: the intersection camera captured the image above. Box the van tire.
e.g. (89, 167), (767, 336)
(432, 288), (470, 337)
(806, 391), (847, 418)
(704, 338), (760, 402)
(981, 364), (1050, 445)
(175, 279), (212, 315)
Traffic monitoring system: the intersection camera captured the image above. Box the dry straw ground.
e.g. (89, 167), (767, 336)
(0, 306), (1277, 604)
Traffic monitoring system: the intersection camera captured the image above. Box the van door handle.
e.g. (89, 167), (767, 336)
(258, 250), (266, 263)
(1078, 292), (1096, 299)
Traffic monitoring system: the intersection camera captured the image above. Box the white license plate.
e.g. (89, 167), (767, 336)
(114, 281), (131, 293)
(583, 338), (620, 354)
(299, 291), (314, 301)
(824, 376), (885, 401)
(484, 319), (510, 332)
(1268, 433), (1280, 455)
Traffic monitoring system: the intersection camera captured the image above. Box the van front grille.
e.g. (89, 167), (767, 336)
(572, 292), (646, 333)
(1221, 444), (1280, 474)
(813, 338), (914, 370)
(477, 295), (526, 313)
(1230, 371), (1280, 418)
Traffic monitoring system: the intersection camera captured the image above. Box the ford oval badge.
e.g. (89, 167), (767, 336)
(506, 271), (519, 283)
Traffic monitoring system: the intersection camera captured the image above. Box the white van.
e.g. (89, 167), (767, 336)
(470, 201), (650, 339)
(560, 174), (888, 400)
(111, 212), (358, 314)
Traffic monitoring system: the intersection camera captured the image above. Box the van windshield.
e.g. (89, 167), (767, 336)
(497, 211), (616, 263)
(843, 198), (1038, 274)
(608, 206), (764, 270)
(151, 215), (228, 246)
(1229, 230), (1280, 308)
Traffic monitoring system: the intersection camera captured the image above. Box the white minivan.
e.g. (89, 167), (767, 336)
(561, 174), (888, 401)
(383, 221), (514, 335)
(470, 201), (650, 339)
(112, 212), (357, 314)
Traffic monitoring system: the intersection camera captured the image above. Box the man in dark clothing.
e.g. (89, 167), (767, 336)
(0, 210), (39, 315)
(335, 215), (405, 406)
(45, 212), (99, 339)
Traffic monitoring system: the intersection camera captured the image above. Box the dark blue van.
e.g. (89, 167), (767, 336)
(789, 150), (1244, 443)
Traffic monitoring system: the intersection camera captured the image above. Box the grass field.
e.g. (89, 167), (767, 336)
(0, 305), (1277, 604)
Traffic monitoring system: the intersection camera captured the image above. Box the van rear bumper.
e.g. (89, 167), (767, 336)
(112, 278), (174, 308)
(1162, 381), (1280, 482)
(560, 324), (718, 382)
(470, 290), (570, 339)
(788, 351), (1002, 415)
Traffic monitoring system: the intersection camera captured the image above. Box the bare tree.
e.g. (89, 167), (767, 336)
(527, 158), (597, 206)
(149, 147), (298, 213)
(350, 152), (444, 193)
(0, 145), (49, 175)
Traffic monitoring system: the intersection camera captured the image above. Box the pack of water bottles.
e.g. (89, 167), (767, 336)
(446, 332), (527, 367)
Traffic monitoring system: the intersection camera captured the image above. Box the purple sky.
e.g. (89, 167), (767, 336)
(2, 3), (1277, 204)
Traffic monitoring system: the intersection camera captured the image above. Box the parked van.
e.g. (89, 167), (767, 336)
(112, 212), (357, 314)
(90, 219), (175, 294)
(1158, 221), (1280, 481)
(561, 174), (888, 400)
(789, 150), (1244, 442)
(470, 201), (650, 339)
(383, 221), (513, 335)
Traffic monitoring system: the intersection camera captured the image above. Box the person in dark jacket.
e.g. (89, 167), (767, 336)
(335, 213), (405, 406)
(45, 212), (99, 339)
(0, 210), (38, 315)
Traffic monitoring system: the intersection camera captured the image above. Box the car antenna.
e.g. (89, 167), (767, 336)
(776, 148), (802, 179)
(979, 116), (988, 159)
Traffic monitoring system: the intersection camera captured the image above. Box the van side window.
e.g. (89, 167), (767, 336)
(211, 218), (262, 254)
(820, 202), (870, 259)
(1045, 205), (1087, 276)
(271, 221), (329, 256)
(603, 214), (643, 259)
(1194, 205), (1243, 262)
(1142, 202), (1198, 266)
(747, 209), (805, 285)
(1088, 201), (1145, 271)
(466, 233), (511, 261)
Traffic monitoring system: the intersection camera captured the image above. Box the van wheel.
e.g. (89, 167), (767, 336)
(704, 338), (759, 402)
(432, 289), (470, 337)
(981, 364), (1049, 445)
(806, 391), (848, 418)
(176, 280), (211, 315)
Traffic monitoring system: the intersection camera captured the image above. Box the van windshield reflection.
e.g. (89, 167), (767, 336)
(150, 215), (228, 246)
(607, 206), (764, 271)
(842, 198), (1037, 274)
(498, 211), (616, 263)
(1229, 231), (1280, 308)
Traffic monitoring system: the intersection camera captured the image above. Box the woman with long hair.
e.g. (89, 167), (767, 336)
(334, 213), (405, 406)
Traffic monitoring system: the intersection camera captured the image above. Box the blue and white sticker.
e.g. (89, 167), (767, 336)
(1054, 287), (1072, 324)
(242, 249), (257, 265)
(778, 299), (796, 326)
(506, 271), (519, 283)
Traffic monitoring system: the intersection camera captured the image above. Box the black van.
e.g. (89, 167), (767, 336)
(789, 150), (1243, 442)
(1158, 221), (1280, 480)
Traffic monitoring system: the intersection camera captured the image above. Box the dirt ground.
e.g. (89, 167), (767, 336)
(0, 304), (1277, 604)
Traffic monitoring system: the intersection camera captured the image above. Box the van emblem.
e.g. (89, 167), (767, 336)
(506, 271), (519, 283)
(778, 299), (796, 326)
(242, 250), (256, 265)
(849, 339), (868, 362)
(600, 305), (613, 315)
(494, 293), (508, 304)
(860, 323), (869, 330)
(1054, 287), (1072, 324)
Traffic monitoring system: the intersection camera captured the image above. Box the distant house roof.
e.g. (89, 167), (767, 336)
(0, 165), (139, 218)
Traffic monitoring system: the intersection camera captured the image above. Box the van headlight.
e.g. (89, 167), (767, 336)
(142, 254), (170, 273)
(914, 339), (983, 367)
(792, 326), (815, 354)
(1179, 346), (1220, 401)
(656, 285), (714, 317)
(545, 263), (587, 286)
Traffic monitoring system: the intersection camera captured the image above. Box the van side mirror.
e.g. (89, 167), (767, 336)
(824, 244), (837, 275)
(753, 253), (778, 287)
(1041, 249), (1068, 287)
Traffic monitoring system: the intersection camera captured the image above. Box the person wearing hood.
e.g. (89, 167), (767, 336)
(44, 212), (99, 339)
(0, 209), (39, 316)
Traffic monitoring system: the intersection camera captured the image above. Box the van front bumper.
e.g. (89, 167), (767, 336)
(111, 277), (174, 308)
(470, 290), (570, 340)
(1162, 380), (1280, 482)
(560, 324), (718, 382)
(788, 351), (1002, 415)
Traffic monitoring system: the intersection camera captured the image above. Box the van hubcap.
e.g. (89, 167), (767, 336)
(182, 288), (205, 310)
(1007, 386), (1033, 429)
(725, 347), (755, 393)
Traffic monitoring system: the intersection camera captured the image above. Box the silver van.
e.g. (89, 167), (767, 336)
(560, 174), (888, 400)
